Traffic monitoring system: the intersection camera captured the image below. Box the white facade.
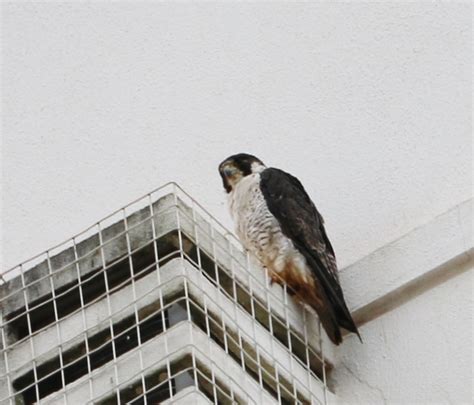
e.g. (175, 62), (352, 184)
(1, 2), (472, 404)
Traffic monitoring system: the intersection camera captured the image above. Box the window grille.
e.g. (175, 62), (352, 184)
(0, 183), (333, 404)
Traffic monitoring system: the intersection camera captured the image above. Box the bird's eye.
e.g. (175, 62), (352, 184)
(223, 166), (236, 177)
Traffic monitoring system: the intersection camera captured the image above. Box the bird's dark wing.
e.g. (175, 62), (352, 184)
(259, 168), (360, 342)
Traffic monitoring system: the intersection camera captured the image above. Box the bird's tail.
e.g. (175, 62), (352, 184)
(335, 302), (363, 343)
(313, 302), (343, 345)
(309, 289), (362, 345)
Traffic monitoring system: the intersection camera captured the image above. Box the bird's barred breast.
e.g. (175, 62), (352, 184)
(228, 173), (312, 285)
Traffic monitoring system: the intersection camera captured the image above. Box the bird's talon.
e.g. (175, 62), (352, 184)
(268, 273), (280, 286)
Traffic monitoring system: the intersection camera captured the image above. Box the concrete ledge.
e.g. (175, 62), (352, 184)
(0, 193), (179, 317)
(3, 258), (329, 404)
(5, 258), (184, 380)
(43, 322), (273, 405)
(162, 386), (212, 404)
(340, 199), (473, 326)
(352, 248), (473, 327)
(182, 259), (329, 403)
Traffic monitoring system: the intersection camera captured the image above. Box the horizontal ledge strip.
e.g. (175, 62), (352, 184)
(339, 198), (473, 331)
(351, 247), (473, 328)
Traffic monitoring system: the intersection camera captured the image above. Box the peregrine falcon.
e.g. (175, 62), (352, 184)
(218, 153), (360, 345)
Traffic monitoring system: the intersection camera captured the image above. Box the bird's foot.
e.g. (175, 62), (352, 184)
(268, 271), (280, 286)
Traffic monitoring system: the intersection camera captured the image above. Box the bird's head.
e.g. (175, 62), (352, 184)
(218, 153), (266, 193)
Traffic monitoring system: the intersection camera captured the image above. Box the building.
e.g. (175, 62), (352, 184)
(1, 184), (335, 404)
(1, 183), (471, 404)
(2, 3), (472, 403)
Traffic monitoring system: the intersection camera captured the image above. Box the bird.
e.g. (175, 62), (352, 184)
(218, 153), (361, 345)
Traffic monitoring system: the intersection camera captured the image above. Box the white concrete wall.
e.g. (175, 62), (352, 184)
(1, 2), (472, 404)
(333, 199), (473, 404)
(334, 266), (473, 405)
(1, 2), (471, 271)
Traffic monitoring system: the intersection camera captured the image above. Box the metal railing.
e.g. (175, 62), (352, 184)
(0, 183), (329, 404)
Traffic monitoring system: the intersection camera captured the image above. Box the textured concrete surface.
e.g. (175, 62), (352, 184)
(334, 267), (473, 405)
(1, 2), (471, 271)
(332, 200), (473, 404)
(1, 3), (472, 403)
